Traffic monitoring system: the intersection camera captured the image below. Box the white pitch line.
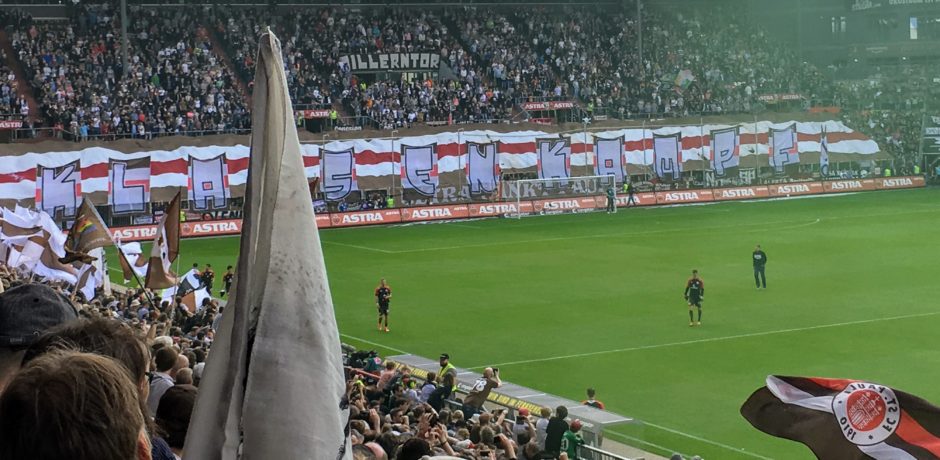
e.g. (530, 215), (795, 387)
(471, 311), (940, 369)
(321, 241), (394, 254)
(338, 334), (408, 355)
(741, 217), (820, 233)
(373, 207), (939, 254)
(604, 430), (685, 459)
(611, 422), (776, 460)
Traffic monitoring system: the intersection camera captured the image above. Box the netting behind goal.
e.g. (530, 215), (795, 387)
(504, 175), (617, 218)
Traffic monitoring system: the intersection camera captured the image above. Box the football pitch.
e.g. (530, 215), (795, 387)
(109, 187), (940, 459)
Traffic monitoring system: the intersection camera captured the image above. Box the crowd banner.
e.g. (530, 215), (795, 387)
(653, 133), (682, 180)
(0, 122), (882, 208)
(770, 124), (799, 173)
(922, 115), (940, 154)
(99, 177), (924, 239)
(710, 127), (740, 176)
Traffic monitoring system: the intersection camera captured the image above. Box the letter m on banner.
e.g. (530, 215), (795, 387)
(36, 160), (81, 219)
(189, 155), (229, 210)
(771, 124), (799, 173)
(537, 139), (571, 186)
(653, 133), (682, 180)
(710, 127), (740, 176)
(594, 137), (625, 184)
(110, 158), (151, 214)
(466, 142), (499, 195)
(321, 148), (357, 201)
(401, 144), (438, 196)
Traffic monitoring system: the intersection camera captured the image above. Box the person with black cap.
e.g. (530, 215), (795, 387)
(439, 353), (457, 390)
(0, 283), (78, 393)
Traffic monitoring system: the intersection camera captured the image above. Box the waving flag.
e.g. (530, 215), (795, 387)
(144, 192), (180, 289)
(820, 130), (831, 177)
(742, 375), (940, 459)
(185, 31), (350, 460)
(60, 199), (112, 264)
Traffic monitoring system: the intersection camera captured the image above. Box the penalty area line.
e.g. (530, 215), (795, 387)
(339, 334), (409, 355)
(609, 422), (776, 460)
(471, 311), (940, 369)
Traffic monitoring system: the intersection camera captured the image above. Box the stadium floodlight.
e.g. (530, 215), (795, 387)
(504, 174), (617, 219)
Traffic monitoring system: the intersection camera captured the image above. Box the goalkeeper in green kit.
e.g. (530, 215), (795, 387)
(684, 269), (705, 326)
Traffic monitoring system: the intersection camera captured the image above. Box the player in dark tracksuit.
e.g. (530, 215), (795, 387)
(606, 186), (616, 213)
(375, 278), (392, 332)
(684, 270), (705, 326)
(753, 245), (767, 289)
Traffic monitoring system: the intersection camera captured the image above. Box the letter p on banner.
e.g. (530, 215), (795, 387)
(188, 155), (229, 210)
(710, 127), (739, 176)
(36, 160), (81, 219)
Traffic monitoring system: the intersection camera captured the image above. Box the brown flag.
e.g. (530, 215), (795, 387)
(144, 192), (181, 289)
(60, 199), (112, 264)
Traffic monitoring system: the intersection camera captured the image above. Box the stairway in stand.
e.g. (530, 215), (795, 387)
(0, 29), (41, 125)
(198, 24), (252, 110)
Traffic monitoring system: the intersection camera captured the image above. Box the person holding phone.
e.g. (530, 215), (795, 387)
(461, 367), (501, 418)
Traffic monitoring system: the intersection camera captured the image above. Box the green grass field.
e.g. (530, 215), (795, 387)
(108, 188), (940, 459)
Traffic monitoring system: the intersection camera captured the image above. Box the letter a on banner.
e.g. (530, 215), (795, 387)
(710, 127), (740, 176)
(110, 158), (151, 214)
(401, 144), (438, 196)
(36, 160), (81, 219)
(321, 148), (357, 201)
(466, 142), (499, 195)
(537, 139), (571, 186)
(188, 155), (229, 211)
(770, 124), (799, 173)
(594, 137), (625, 183)
(653, 133), (682, 180)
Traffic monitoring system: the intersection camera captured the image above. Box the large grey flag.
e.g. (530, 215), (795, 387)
(184, 31), (350, 460)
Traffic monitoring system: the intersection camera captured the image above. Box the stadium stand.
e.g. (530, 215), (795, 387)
(0, 2), (934, 167)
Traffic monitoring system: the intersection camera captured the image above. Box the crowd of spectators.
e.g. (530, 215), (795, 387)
(0, 260), (622, 460)
(2, 2), (936, 167)
(8, 3), (249, 141)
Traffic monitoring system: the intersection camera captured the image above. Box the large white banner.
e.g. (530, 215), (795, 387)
(594, 137), (626, 183)
(711, 127), (740, 176)
(771, 124), (800, 173)
(537, 139), (571, 185)
(0, 121), (881, 205)
(653, 134), (682, 180)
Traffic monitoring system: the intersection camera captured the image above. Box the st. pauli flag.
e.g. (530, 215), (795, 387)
(185, 31), (350, 460)
(60, 199), (112, 264)
(741, 375), (940, 459)
(144, 192), (180, 289)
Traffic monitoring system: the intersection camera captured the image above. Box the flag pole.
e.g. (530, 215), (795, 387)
(115, 239), (157, 311)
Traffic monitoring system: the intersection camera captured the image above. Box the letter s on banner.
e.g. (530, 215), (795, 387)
(36, 161), (80, 219)
(321, 148), (357, 201)
(467, 142), (498, 194)
(401, 144), (438, 196)
(594, 137), (624, 183)
(189, 155), (229, 210)
(110, 159), (151, 215)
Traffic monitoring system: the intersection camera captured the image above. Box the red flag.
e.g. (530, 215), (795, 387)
(742, 375), (940, 459)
